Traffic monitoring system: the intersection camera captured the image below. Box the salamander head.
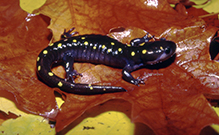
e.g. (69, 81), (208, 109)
(141, 40), (176, 65)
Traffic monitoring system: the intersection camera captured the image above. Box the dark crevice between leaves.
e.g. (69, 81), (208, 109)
(49, 119), (56, 128)
(200, 126), (219, 135)
(207, 98), (219, 107)
(209, 31), (219, 60)
(178, 0), (196, 8)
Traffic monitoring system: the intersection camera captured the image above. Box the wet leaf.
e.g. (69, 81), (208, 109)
(64, 100), (135, 135)
(0, 0), (58, 119)
(19, 0), (46, 13)
(0, 97), (27, 116)
(1, 0), (219, 135)
(0, 114), (55, 134)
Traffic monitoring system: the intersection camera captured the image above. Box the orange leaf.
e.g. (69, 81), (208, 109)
(1, 0), (219, 135)
(0, 0), (58, 118)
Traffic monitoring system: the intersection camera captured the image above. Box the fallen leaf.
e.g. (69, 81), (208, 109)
(0, 97), (27, 116)
(0, 0), (58, 119)
(63, 99), (135, 135)
(0, 114), (55, 134)
(19, 0), (46, 14)
(1, 0), (219, 135)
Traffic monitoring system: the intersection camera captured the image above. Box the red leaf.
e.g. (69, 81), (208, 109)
(0, 0), (58, 118)
(1, 0), (219, 134)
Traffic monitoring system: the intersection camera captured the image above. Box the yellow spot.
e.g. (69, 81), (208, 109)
(160, 46), (164, 50)
(127, 44), (131, 47)
(142, 49), (147, 54)
(111, 42), (115, 45)
(49, 43), (54, 46)
(103, 88), (106, 91)
(84, 41), (89, 45)
(93, 46), (97, 49)
(43, 50), (48, 54)
(37, 57), (40, 61)
(57, 43), (62, 47)
(73, 39), (77, 42)
(102, 45), (106, 49)
(140, 42), (145, 46)
(37, 65), (41, 71)
(107, 49), (112, 53)
(48, 72), (54, 76)
(81, 37), (85, 40)
(88, 84), (93, 90)
(131, 51), (135, 56)
(118, 48), (122, 52)
(58, 82), (63, 87)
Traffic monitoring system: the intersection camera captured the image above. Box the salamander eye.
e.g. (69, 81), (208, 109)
(165, 47), (171, 54)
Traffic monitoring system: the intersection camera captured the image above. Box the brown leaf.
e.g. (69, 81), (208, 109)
(0, 0), (58, 118)
(1, 0), (219, 135)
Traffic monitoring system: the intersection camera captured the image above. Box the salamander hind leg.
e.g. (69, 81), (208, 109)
(65, 70), (83, 83)
(63, 51), (82, 83)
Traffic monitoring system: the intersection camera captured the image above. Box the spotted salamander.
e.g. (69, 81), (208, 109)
(36, 28), (176, 95)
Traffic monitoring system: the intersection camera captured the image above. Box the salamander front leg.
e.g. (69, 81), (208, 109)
(130, 33), (154, 47)
(63, 51), (82, 83)
(61, 27), (78, 39)
(122, 64), (145, 86)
